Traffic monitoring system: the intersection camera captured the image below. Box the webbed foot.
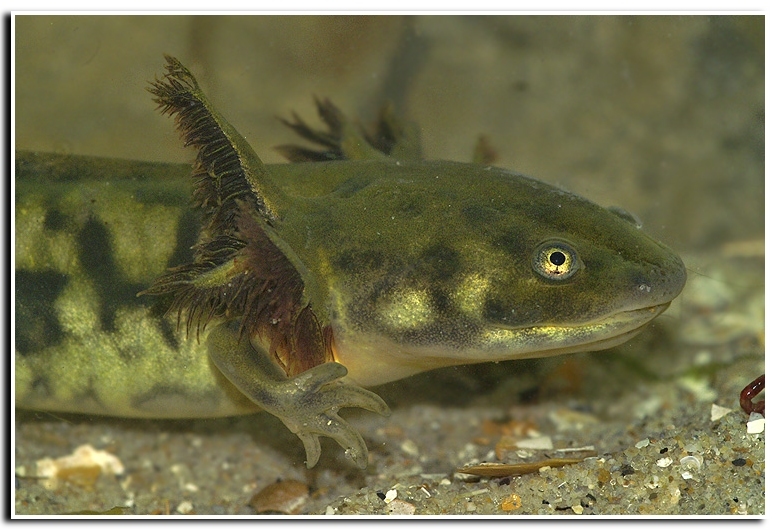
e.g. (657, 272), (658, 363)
(275, 361), (390, 468)
(207, 321), (390, 468)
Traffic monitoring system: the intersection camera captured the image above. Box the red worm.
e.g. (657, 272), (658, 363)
(740, 374), (765, 416)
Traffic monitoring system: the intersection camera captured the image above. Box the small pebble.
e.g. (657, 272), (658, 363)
(385, 499), (415, 515)
(746, 413), (765, 434)
(516, 435), (553, 450)
(680, 455), (703, 470)
(384, 489), (398, 503)
(176, 501), (193, 515)
(500, 493), (522, 511)
(250, 479), (309, 515)
(710, 404), (732, 421)
(400, 439), (419, 456)
(35, 444), (124, 490)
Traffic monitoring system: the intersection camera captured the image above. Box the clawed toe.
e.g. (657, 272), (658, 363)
(281, 363), (389, 468)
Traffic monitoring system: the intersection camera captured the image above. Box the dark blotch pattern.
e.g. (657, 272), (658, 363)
(146, 293), (182, 352)
(43, 209), (69, 231)
(335, 249), (385, 274)
(461, 204), (502, 226)
(398, 197), (424, 218)
(138, 195), (196, 352)
(165, 208), (200, 269)
(483, 295), (539, 327)
(15, 270), (68, 355)
(76, 216), (148, 335)
(419, 244), (460, 281)
(494, 231), (535, 261)
(429, 287), (451, 314)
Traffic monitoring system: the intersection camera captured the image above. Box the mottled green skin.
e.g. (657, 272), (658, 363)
(15, 150), (685, 419)
(276, 159), (686, 385)
(15, 152), (249, 418)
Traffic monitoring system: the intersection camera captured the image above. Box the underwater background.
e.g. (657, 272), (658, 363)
(14, 15), (764, 515)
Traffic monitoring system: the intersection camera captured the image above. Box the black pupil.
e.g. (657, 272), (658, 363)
(549, 251), (567, 266)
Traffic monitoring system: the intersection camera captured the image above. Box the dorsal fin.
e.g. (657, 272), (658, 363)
(275, 98), (423, 162)
(142, 55), (329, 377)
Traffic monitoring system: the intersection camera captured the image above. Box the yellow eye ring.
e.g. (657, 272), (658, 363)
(532, 240), (580, 281)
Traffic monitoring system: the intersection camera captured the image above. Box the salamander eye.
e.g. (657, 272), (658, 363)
(532, 240), (580, 281)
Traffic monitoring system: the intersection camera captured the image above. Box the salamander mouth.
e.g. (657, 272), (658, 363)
(332, 301), (675, 387)
(496, 301), (674, 359)
(454, 300), (675, 364)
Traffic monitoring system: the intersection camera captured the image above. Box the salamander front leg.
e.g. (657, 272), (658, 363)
(207, 321), (390, 468)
